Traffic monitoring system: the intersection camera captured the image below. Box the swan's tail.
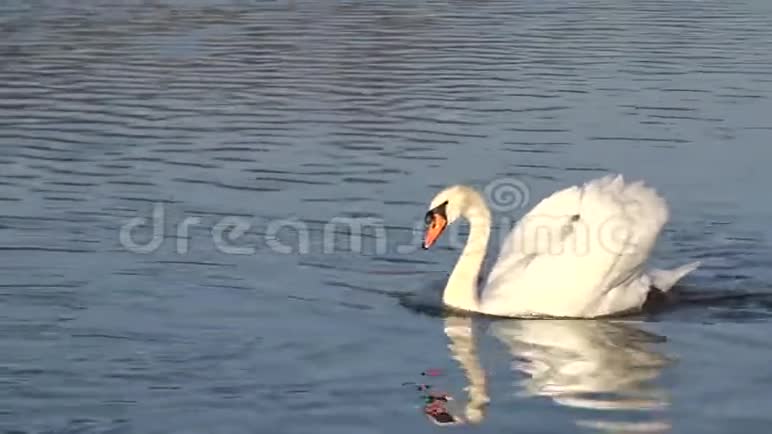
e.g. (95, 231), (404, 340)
(649, 261), (701, 292)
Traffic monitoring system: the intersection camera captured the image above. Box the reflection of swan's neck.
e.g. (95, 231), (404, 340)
(444, 316), (489, 423)
(443, 198), (491, 312)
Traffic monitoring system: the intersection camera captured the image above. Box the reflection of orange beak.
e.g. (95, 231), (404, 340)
(422, 213), (447, 249)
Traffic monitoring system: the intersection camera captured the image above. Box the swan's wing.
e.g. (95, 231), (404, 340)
(485, 182), (583, 285)
(482, 175), (669, 317)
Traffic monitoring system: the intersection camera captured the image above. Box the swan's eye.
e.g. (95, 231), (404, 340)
(424, 201), (448, 227)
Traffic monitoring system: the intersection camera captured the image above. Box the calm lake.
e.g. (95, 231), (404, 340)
(2, 0), (772, 433)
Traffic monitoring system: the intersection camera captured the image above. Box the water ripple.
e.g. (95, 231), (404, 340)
(2, 0), (772, 433)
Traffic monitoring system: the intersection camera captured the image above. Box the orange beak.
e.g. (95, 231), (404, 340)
(422, 213), (447, 249)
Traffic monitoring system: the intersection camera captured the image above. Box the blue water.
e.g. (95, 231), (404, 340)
(2, 0), (772, 433)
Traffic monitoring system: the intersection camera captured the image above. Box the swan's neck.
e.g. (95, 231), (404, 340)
(443, 204), (491, 312)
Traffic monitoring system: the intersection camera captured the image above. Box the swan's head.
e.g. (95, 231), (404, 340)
(422, 185), (484, 249)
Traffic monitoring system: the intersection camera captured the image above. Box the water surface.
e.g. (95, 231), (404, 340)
(2, 0), (772, 433)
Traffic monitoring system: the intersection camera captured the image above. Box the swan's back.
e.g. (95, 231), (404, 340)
(481, 175), (673, 317)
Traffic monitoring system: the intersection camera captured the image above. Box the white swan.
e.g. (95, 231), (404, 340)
(422, 174), (700, 318)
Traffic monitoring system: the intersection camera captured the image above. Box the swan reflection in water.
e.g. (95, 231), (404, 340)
(442, 315), (673, 432)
